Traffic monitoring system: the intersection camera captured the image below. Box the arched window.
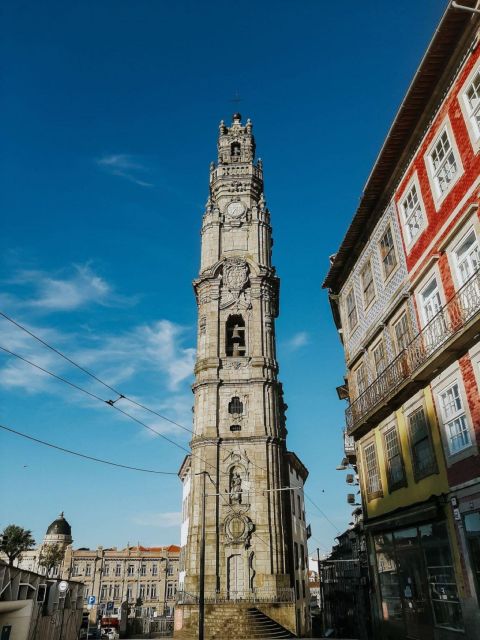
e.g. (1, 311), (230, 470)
(231, 141), (241, 157)
(229, 396), (243, 415)
(226, 315), (246, 357)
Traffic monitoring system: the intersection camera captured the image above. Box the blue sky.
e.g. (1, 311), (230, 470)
(0, 0), (446, 559)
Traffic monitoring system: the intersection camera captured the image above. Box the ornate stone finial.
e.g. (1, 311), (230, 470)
(246, 118), (252, 134)
(219, 120), (227, 134)
(232, 112), (242, 124)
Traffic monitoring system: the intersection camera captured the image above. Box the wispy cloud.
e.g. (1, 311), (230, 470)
(132, 512), (182, 528)
(5, 264), (137, 312)
(284, 331), (309, 352)
(96, 154), (154, 187)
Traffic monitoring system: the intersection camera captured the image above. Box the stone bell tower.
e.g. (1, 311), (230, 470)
(176, 114), (306, 638)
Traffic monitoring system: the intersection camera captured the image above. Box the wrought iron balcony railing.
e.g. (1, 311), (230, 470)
(346, 270), (480, 434)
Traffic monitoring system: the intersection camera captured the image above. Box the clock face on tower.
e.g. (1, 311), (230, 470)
(226, 201), (245, 220)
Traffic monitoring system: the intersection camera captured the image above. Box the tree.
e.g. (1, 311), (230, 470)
(0, 524), (35, 566)
(38, 543), (65, 576)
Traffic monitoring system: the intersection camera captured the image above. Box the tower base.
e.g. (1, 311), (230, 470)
(174, 601), (297, 639)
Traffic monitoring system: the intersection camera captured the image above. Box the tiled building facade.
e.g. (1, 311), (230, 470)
(324, 3), (480, 640)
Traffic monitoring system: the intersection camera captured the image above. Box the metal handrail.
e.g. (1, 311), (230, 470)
(176, 587), (295, 605)
(346, 269), (480, 432)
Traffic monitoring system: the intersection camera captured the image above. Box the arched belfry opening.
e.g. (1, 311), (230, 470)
(226, 315), (246, 357)
(231, 141), (241, 158)
(228, 396), (243, 415)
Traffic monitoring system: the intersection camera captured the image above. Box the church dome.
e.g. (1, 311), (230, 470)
(46, 512), (71, 536)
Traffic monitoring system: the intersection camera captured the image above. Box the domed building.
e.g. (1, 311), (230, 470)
(43, 511), (73, 548)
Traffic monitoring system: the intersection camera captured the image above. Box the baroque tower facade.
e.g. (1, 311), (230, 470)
(176, 114), (310, 638)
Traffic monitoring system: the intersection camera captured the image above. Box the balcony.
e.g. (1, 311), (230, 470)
(346, 270), (480, 435)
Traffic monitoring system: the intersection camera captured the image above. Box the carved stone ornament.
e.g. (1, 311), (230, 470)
(224, 512), (254, 547)
(225, 200), (246, 222)
(220, 258), (251, 310)
(223, 359), (249, 370)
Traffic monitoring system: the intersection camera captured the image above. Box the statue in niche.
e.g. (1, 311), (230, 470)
(230, 471), (243, 504)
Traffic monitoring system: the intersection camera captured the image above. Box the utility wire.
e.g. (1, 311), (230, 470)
(0, 312), (341, 534)
(0, 310), (194, 435)
(0, 423), (177, 475)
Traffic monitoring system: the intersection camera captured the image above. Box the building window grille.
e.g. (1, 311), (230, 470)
(115, 563), (121, 576)
(228, 396), (243, 414)
(401, 183), (425, 245)
(454, 229), (480, 285)
(361, 260), (375, 308)
(464, 68), (480, 139)
(151, 585), (157, 598)
(230, 424), (241, 432)
(152, 564), (158, 576)
(103, 564), (109, 576)
(226, 315), (246, 357)
(127, 564), (134, 576)
(364, 442), (382, 497)
(85, 564), (92, 576)
(379, 226), (397, 279)
(345, 289), (358, 332)
(139, 585), (145, 599)
(408, 407), (436, 479)
(429, 129), (458, 196)
(140, 564), (146, 576)
(372, 339), (387, 375)
(167, 565), (174, 576)
(439, 383), (471, 454)
(383, 426), (405, 490)
(166, 583), (175, 599)
(114, 585), (120, 600)
(72, 564), (79, 577)
(393, 312), (410, 353)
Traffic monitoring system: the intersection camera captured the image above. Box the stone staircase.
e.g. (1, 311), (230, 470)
(174, 603), (295, 639)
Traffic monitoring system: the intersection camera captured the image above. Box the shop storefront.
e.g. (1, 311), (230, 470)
(369, 514), (463, 640)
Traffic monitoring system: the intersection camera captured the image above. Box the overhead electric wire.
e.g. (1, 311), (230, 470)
(0, 422), (177, 475)
(0, 309), (341, 534)
(0, 310), (194, 435)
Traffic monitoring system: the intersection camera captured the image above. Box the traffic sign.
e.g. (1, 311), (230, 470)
(106, 601), (114, 611)
(88, 596), (96, 605)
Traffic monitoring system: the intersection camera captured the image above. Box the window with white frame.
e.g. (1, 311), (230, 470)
(407, 407), (436, 479)
(463, 67), (480, 141)
(379, 226), (397, 279)
(400, 182), (425, 245)
(355, 362), (368, 398)
(383, 425), (405, 490)
(364, 441), (382, 497)
(345, 288), (358, 332)
(372, 339), (387, 375)
(439, 382), (471, 454)
(454, 228), (480, 285)
(393, 312), (410, 354)
(428, 128), (459, 198)
(361, 260), (375, 308)
(420, 277), (442, 324)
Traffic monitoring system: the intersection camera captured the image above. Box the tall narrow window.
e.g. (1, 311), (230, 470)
(421, 278), (442, 324)
(454, 229), (480, 285)
(379, 226), (397, 279)
(408, 407), (436, 479)
(401, 183), (425, 245)
(464, 68), (480, 141)
(355, 362), (368, 398)
(429, 129), (459, 197)
(103, 563), (109, 576)
(364, 442), (382, 497)
(226, 315), (246, 357)
(439, 383), (471, 455)
(372, 339), (387, 375)
(345, 288), (358, 332)
(361, 260), (375, 308)
(383, 426), (405, 490)
(393, 312), (410, 353)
